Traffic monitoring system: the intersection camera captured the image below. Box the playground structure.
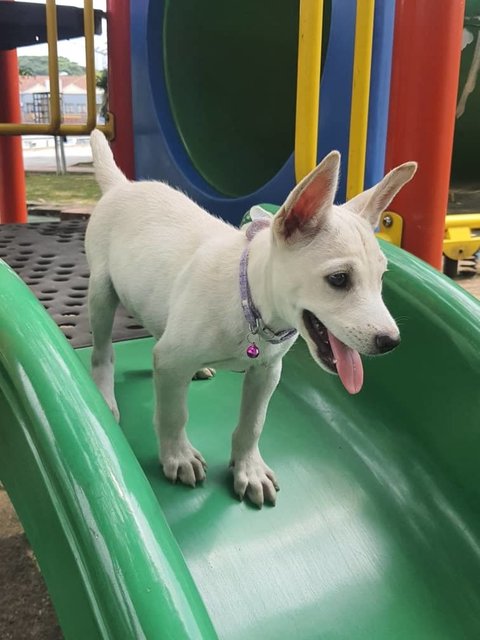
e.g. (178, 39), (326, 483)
(0, 1), (480, 638)
(0, 0), (133, 222)
(2, 1), (479, 270)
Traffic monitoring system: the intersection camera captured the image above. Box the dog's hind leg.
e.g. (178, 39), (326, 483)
(88, 271), (120, 420)
(230, 360), (282, 507)
(153, 339), (207, 486)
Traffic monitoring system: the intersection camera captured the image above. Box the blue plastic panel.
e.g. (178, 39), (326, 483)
(130, 0), (395, 222)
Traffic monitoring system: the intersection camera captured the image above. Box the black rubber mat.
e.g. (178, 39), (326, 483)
(0, 221), (149, 348)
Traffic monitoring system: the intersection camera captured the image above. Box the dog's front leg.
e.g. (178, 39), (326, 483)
(230, 360), (282, 507)
(153, 341), (207, 487)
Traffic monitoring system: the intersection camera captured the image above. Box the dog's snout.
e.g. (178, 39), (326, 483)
(375, 333), (400, 354)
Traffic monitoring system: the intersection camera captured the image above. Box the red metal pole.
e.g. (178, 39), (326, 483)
(106, 0), (135, 179)
(385, 0), (465, 268)
(0, 46), (27, 224)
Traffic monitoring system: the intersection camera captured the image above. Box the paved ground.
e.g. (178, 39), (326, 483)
(458, 270), (480, 297)
(23, 140), (93, 173)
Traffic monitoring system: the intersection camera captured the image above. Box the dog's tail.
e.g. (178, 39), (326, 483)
(90, 129), (128, 194)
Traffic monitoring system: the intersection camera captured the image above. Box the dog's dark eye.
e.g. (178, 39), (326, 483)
(326, 272), (348, 288)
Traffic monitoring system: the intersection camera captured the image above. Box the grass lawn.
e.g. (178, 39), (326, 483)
(25, 172), (101, 206)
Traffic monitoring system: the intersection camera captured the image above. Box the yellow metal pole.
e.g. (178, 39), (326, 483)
(0, 0), (61, 134)
(45, 0), (61, 133)
(82, 0), (96, 131)
(57, 0), (108, 136)
(0, 0), (114, 137)
(294, 0), (324, 182)
(0, 122), (113, 136)
(0, 123), (55, 134)
(445, 214), (480, 229)
(346, 0), (375, 199)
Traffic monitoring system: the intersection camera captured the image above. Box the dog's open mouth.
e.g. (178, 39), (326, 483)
(302, 310), (364, 395)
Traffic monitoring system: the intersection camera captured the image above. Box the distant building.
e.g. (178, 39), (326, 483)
(19, 75), (104, 124)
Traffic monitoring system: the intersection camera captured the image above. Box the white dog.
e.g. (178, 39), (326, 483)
(86, 131), (416, 507)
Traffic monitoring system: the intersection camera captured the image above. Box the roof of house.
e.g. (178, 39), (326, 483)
(19, 75), (100, 95)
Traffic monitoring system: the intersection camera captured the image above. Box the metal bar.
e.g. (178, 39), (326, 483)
(0, 0), (60, 135)
(294, 0), (324, 182)
(0, 123), (55, 134)
(385, 1), (464, 268)
(97, 117), (114, 140)
(0, 123), (113, 137)
(83, 0), (97, 131)
(46, 0), (61, 132)
(0, 39), (27, 223)
(106, 0), (134, 170)
(61, 122), (114, 137)
(0, 0), (113, 138)
(445, 214), (480, 230)
(346, 0), (375, 199)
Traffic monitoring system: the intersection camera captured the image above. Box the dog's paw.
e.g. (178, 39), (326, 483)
(105, 397), (120, 422)
(193, 368), (216, 380)
(161, 443), (207, 487)
(96, 385), (120, 421)
(230, 453), (279, 508)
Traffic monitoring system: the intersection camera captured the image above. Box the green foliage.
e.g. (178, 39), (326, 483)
(96, 69), (108, 120)
(19, 65), (33, 77)
(95, 69), (107, 90)
(18, 56), (86, 76)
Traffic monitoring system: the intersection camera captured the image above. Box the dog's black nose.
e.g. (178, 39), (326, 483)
(375, 334), (400, 354)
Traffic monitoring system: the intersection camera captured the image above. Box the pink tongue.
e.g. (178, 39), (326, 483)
(327, 330), (364, 395)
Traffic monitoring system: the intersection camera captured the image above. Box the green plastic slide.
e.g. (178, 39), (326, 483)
(1, 241), (480, 639)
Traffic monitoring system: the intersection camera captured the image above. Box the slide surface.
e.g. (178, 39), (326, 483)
(1, 242), (480, 639)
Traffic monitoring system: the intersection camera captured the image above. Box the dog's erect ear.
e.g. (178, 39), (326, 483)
(273, 151), (340, 242)
(345, 162), (417, 228)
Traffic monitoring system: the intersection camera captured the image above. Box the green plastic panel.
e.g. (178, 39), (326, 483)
(1, 242), (480, 638)
(0, 261), (217, 640)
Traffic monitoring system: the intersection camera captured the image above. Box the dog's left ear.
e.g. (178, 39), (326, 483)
(273, 150), (340, 242)
(345, 162), (417, 228)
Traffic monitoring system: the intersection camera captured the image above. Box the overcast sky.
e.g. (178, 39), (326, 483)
(18, 0), (108, 69)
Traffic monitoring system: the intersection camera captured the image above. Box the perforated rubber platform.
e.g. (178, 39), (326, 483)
(0, 221), (149, 348)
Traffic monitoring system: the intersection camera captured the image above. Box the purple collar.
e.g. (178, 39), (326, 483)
(239, 219), (297, 358)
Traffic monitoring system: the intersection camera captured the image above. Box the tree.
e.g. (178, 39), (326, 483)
(18, 56), (86, 76)
(19, 65), (33, 77)
(96, 68), (108, 120)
